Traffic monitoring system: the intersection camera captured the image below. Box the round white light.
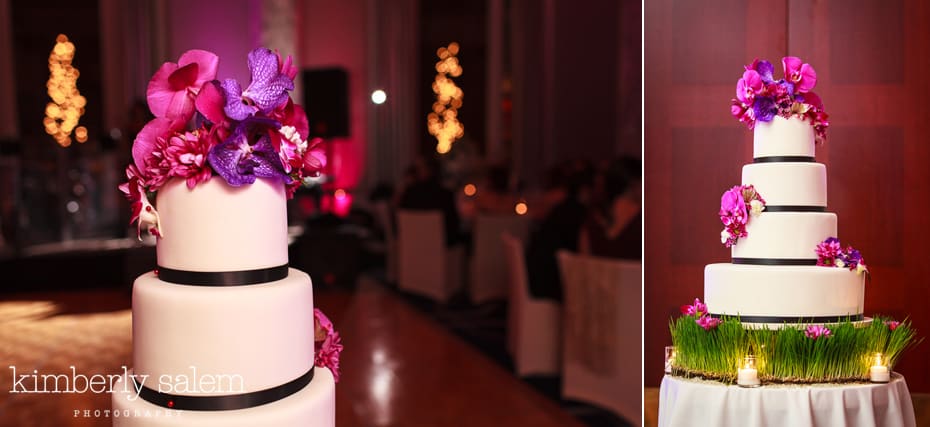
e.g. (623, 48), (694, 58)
(371, 89), (387, 105)
(66, 201), (79, 213)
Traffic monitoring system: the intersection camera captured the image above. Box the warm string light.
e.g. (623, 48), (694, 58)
(44, 34), (86, 147)
(427, 42), (464, 154)
(463, 183), (477, 197)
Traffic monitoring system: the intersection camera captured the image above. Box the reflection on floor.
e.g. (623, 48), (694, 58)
(0, 280), (587, 427)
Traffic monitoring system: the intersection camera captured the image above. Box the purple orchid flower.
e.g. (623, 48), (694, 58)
(222, 48), (295, 121)
(747, 59), (775, 83)
(207, 118), (287, 186)
(752, 97), (777, 122)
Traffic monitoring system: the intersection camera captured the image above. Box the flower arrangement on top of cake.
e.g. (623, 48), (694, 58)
(118, 48), (326, 238)
(730, 57), (829, 144)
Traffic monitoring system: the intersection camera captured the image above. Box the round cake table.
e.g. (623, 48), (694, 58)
(658, 373), (916, 427)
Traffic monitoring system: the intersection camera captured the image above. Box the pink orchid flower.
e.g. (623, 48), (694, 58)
(782, 56), (817, 93)
(736, 69), (763, 104)
(147, 49), (220, 121)
(314, 309), (343, 383)
(681, 298), (707, 317)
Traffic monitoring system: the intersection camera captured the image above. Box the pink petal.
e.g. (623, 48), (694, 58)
(179, 49), (220, 87)
(797, 63), (817, 93)
(195, 80), (227, 124)
(146, 62), (179, 118)
(132, 118), (176, 173)
(782, 56), (802, 77)
(168, 62), (199, 91)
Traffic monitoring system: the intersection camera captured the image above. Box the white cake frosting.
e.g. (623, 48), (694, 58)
(155, 177), (288, 272)
(705, 263), (865, 320)
(742, 162), (826, 206)
(112, 367), (335, 427)
(131, 269), (315, 395)
(731, 212), (836, 260)
(753, 116), (815, 159)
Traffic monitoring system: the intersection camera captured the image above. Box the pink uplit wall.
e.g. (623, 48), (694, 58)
(162, 0), (262, 90)
(298, 0), (368, 191)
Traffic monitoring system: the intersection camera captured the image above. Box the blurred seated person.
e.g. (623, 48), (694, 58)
(398, 155), (463, 247)
(474, 164), (516, 215)
(579, 156), (641, 260)
(524, 160), (594, 301)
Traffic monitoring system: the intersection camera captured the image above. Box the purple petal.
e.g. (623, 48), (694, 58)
(242, 48), (294, 113)
(221, 78), (258, 121)
(754, 60), (774, 83)
(249, 135), (287, 179)
(753, 97), (776, 122)
(208, 131), (254, 186)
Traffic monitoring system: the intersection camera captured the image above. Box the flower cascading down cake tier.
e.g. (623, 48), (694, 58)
(110, 48), (340, 426)
(667, 57), (918, 384)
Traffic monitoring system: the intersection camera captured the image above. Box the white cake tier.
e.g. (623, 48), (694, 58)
(111, 367), (335, 427)
(705, 263), (865, 322)
(156, 177), (288, 272)
(742, 162), (826, 207)
(132, 269), (314, 395)
(732, 212), (836, 260)
(753, 116), (815, 159)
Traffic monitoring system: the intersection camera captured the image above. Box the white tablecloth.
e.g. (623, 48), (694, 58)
(658, 373), (916, 427)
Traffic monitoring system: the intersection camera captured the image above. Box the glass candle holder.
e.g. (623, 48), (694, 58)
(664, 346), (676, 374)
(737, 355), (761, 387)
(870, 352), (890, 383)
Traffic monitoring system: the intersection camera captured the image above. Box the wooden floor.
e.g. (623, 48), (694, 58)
(0, 279), (582, 427)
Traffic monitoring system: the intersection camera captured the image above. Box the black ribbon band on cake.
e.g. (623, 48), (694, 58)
(156, 264), (289, 286)
(763, 205), (826, 213)
(753, 156), (816, 163)
(134, 366), (314, 411)
(732, 258), (818, 266)
(708, 313), (864, 324)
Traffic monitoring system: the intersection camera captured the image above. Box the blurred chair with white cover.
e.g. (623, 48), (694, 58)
(502, 233), (561, 376)
(470, 214), (530, 303)
(371, 200), (397, 284)
(557, 250), (641, 426)
(396, 210), (464, 302)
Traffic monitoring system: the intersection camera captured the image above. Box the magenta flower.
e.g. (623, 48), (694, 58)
(696, 315), (722, 331)
(782, 56), (817, 93)
(719, 186), (748, 226)
(804, 325), (832, 340)
(816, 237), (842, 266)
(222, 48), (295, 121)
(680, 298), (707, 317)
(146, 49), (219, 122)
(736, 70), (763, 104)
(885, 320), (901, 331)
(314, 309), (343, 383)
(164, 130), (215, 189)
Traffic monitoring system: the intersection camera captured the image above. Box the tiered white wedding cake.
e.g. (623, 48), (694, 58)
(112, 178), (335, 426)
(110, 47), (340, 425)
(704, 115), (866, 327)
